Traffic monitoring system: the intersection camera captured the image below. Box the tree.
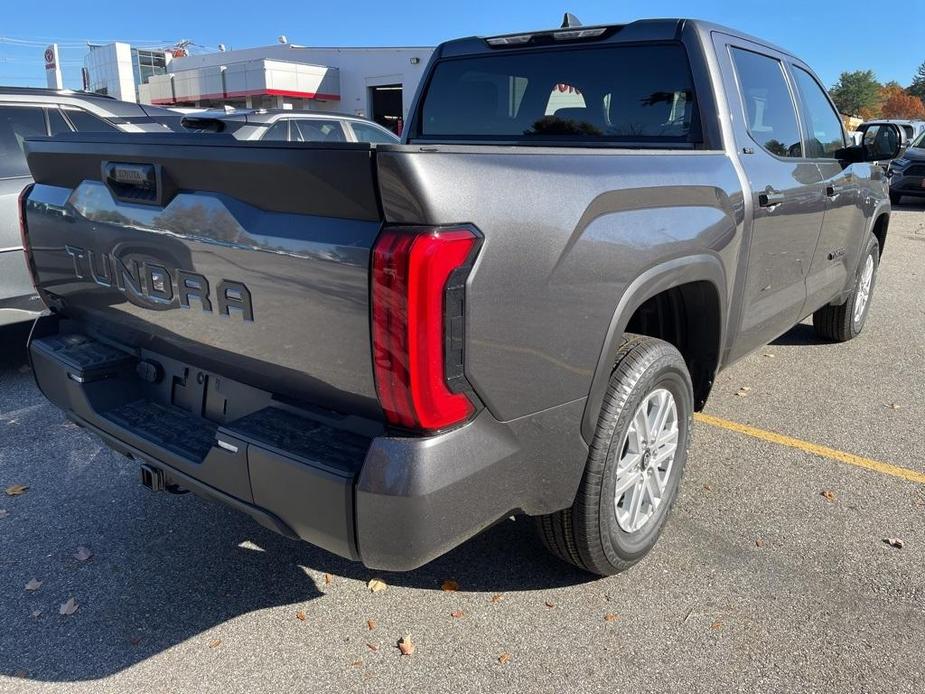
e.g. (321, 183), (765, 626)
(909, 61), (925, 102)
(881, 91), (925, 119)
(830, 70), (882, 116)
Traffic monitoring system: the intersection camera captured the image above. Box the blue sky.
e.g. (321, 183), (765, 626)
(2, 0), (923, 90)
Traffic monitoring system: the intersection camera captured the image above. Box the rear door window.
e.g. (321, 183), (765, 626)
(262, 119), (290, 141)
(417, 43), (700, 145)
(730, 47), (803, 158)
(790, 66), (845, 158)
(291, 119), (347, 142)
(0, 105), (47, 178)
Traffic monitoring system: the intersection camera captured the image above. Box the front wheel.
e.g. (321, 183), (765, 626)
(536, 335), (693, 576)
(812, 233), (879, 342)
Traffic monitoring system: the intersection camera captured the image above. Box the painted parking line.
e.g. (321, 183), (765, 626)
(694, 412), (925, 485)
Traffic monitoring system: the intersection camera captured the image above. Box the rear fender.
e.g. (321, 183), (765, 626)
(580, 254), (727, 442)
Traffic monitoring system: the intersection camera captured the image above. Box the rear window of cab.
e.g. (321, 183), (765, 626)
(414, 43), (700, 146)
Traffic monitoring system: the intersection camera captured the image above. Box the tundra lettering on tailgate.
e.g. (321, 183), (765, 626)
(64, 245), (254, 321)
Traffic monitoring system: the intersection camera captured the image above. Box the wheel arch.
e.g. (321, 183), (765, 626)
(580, 254), (727, 443)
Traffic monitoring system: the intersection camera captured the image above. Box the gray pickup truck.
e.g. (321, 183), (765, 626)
(19, 18), (897, 576)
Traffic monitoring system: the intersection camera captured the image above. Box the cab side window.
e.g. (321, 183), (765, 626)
(64, 109), (119, 132)
(791, 67), (845, 158)
(730, 47), (803, 158)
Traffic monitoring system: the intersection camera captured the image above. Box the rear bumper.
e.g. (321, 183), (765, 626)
(29, 317), (588, 571)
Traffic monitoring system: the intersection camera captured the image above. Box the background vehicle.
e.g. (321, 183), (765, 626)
(888, 129), (925, 204)
(0, 87), (182, 326)
(180, 109), (400, 144)
(19, 18), (897, 576)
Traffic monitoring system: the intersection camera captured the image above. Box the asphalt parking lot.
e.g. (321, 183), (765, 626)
(1, 203), (923, 694)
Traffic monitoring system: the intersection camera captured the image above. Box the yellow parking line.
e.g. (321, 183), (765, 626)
(694, 413), (925, 485)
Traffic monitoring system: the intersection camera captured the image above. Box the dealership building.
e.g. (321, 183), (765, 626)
(84, 41), (433, 132)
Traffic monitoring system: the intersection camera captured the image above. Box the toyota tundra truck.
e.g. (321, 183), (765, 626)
(18, 18), (897, 575)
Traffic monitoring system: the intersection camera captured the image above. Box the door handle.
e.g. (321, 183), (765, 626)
(758, 190), (785, 208)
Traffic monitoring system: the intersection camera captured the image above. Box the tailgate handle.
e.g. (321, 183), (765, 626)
(102, 161), (172, 206)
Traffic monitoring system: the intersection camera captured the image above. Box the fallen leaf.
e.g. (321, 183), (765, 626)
(367, 578), (387, 593)
(129, 636), (142, 646)
(441, 579), (459, 592)
(295, 610), (306, 621)
(74, 546), (93, 562)
(489, 593), (503, 604)
(366, 642), (379, 652)
(820, 490), (837, 503)
(0, 509), (9, 518)
(604, 613), (619, 622)
(31, 610), (42, 618)
(208, 639), (221, 649)
(351, 659), (363, 667)
(25, 578), (42, 591)
(755, 538), (764, 548)
(59, 597), (78, 616)
(450, 610), (464, 618)
(711, 621), (723, 630)
(734, 386), (751, 397)
(367, 618), (377, 630)
(323, 573), (333, 585)
(397, 635), (415, 656)
(762, 353), (776, 358)
(883, 537), (905, 549)
(544, 601), (556, 609)
(12, 670), (28, 679)
(4, 484), (28, 497)
(498, 652), (512, 665)
(886, 403), (902, 410)
(703, 484), (712, 492)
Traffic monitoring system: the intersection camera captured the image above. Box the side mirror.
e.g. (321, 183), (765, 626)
(860, 123), (903, 162)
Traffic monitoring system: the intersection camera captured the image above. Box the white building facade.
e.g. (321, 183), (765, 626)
(139, 44), (434, 133)
(84, 43), (171, 102)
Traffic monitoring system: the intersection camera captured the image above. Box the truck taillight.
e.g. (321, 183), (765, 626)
(371, 226), (481, 432)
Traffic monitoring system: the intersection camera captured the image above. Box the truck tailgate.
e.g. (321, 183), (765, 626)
(23, 133), (384, 418)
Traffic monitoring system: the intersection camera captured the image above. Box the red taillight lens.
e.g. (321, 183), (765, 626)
(371, 226), (480, 432)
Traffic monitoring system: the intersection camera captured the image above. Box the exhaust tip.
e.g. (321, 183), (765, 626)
(139, 463), (166, 492)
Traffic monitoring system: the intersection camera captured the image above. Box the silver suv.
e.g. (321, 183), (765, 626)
(180, 109), (400, 144)
(0, 87), (181, 326)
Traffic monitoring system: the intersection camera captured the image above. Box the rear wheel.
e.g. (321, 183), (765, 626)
(536, 335), (692, 576)
(812, 233), (879, 342)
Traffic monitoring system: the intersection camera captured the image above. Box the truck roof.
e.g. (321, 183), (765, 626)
(438, 18), (795, 61)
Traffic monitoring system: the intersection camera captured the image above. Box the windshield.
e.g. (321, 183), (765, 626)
(911, 130), (925, 149)
(415, 43), (700, 146)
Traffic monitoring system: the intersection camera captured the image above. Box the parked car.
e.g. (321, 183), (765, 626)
(888, 129), (925, 204)
(19, 18), (897, 576)
(181, 109), (400, 144)
(0, 87), (182, 326)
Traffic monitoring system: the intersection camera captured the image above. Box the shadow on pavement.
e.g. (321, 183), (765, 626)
(0, 352), (592, 682)
(769, 322), (827, 347)
(0, 322), (31, 370)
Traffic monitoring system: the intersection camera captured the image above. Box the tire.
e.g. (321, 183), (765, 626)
(812, 233), (879, 342)
(536, 335), (693, 576)
(889, 192), (902, 206)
